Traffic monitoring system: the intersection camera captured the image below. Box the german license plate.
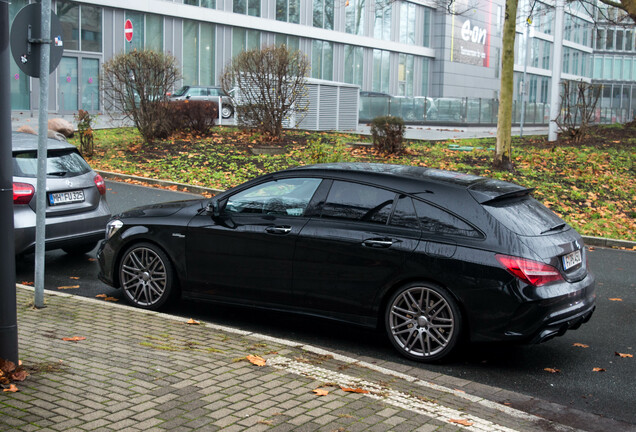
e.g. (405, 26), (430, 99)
(49, 190), (85, 206)
(562, 249), (582, 270)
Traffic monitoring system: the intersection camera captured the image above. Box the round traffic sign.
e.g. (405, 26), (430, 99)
(125, 19), (133, 43)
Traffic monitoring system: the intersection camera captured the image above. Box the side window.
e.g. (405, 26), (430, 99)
(390, 195), (419, 229)
(321, 181), (395, 224)
(413, 199), (480, 238)
(225, 178), (322, 216)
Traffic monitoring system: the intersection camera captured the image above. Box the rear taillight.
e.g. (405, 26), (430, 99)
(13, 182), (35, 205)
(496, 254), (563, 287)
(94, 174), (106, 195)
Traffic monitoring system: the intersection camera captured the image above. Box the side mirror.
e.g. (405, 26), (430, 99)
(206, 200), (221, 218)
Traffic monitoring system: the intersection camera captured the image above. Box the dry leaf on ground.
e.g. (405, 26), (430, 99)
(57, 285), (80, 290)
(103, 297), (118, 302)
(313, 388), (329, 396)
(615, 352), (633, 358)
(592, 367), (606, 372)
(2, 384), (19, 393)
(95, 294), (107, 298)
(340, 386), (369, 394)
(186, 319), (200, 325)
(449, 418), (474, 426)
(11, 369), (28, 382)
(61, 336), (86, 342)
(544, 368), (561, 373)
(572, 343), (589, 348)
(246, 355), (267, 367)
(608, 298), (623, 301)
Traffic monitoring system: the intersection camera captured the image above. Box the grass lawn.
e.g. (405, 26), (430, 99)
(73, 124), (635, 242)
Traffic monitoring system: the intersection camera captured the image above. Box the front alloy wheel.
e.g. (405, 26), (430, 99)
(119, 243), (175, 310)
(386, 283), (461, 362)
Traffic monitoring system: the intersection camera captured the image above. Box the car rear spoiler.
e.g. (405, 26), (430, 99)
(468, 179), (535, 204)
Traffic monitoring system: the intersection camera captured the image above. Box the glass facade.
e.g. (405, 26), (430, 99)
(345, 0), (365, 35)
(311, 40), (333, 80)
(277, 0), (300, 23)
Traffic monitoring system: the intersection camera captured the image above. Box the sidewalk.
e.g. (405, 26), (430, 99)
(3, 286), (626, 432)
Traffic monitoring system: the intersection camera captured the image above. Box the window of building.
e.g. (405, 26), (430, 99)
(234, 0), (260, 16)
(146, 15), (164, 52)
(182, 20), (216, 85)
(422, 57), (430, 95)
(277, 0), (300, 23)
(399, 3), (416, 45)
(614, 57), (623, 80)
(372, 49), (390, 93)
(232, 28), (261, 58)
(623, 57), (632, 80)
(122, 12), (162, 53)
(593, 56), (602, 79)
(185, 0), (216, 7)
(374, 0), (391, 41)
(616, 29), (624, 50)
(606, 29), (614, 50)
(313, 0), (334, 30)
(57, 1), (102, 53)
(125, 11), (144, 52)
(345, 0), (365, 35)
(626, 30), (633, 51)
(562, 48), (570, 74)
(540, 77), (549, 103)
(541, 40), (551, 69)
(275, 34), (300, 51)
(571, 50), (579, 75)
(603, 56), (613, 79)
(398, 54), (414, 96)
(423, 7), (432, 46)
(311, 40), (333, 80)
(344, 45), (364, 86)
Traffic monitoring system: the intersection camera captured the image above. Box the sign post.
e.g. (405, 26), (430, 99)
(10, 2), (64, 309)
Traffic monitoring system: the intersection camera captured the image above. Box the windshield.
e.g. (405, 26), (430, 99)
(172, 86), (189, 97)
(483, 196), (568, 236)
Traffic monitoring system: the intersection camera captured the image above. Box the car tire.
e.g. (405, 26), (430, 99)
(221, 105), (234, 119)
(62, 242), (97, 255)
(118, 242), (177, 310)
(385, 282), (462, 362)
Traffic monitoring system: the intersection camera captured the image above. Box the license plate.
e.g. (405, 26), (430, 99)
(562, 249), (582, 270)
(49, 190), (85, 206)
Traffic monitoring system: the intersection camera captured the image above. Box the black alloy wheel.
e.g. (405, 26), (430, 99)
(385, 282), (461, 361)
(119, 242), (175, 310)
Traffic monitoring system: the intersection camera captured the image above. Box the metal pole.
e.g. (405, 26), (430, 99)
(34, 0), (52, 308)
(548, 0), (565, 141)
(520, 21), (531, 137)
(0, 0), (20, 364)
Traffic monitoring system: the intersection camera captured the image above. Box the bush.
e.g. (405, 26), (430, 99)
(370, 116), (405, 154)
(75, 109), (96, 157)
(168, 101), (218, 136)
(303, 138), (352, 164)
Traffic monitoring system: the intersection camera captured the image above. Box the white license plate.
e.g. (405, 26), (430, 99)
(562, 249), (582, 270)
(49, 190), (85, 206)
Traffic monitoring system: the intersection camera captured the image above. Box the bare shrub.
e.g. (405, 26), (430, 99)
(370, 116), (405, 154)
(557, 80), (602, 144)
(168, 101), (218, 136)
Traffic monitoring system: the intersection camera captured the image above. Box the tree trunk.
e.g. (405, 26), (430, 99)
(494, 0), (519, 171)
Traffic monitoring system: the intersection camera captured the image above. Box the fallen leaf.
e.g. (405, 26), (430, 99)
(0, 359), (16, 374)
(3, 384), (19, 393)
(61, 337), (86, 342)
(592, 367), (606, 372)
(87, 258), (96, 262)
(615, 352), (633, 358)
(608, 298), (623, 301)
(186, 319), (200, 325)
(246, 355), (267, 367)
(103, 297), (118, 302)
(572, 343), (589, 348)
(95, 294), (107, 298)
(57, 285), (80, 290)
(19, 281), (34, 286)
(544, 368), (561, 373)
(313, 388), (329, 396)
(340, 386), (369, 394)
(11, 369), (28, 382)
(449, 418), (474, 426)
(69, 277), (80, 280)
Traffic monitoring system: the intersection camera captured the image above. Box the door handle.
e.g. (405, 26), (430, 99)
(266, 226), (292, 235)
(363, 238), (394, 248)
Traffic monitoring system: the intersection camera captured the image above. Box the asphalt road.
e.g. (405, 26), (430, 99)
(14, 180), (636, 427)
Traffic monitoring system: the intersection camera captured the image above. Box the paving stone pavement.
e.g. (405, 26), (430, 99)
(1, 287), (588, 432)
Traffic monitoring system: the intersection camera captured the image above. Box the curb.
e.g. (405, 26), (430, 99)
(100, 170), (636, 250)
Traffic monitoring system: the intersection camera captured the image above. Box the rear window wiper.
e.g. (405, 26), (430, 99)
(541, 223), (566, 234)
(47, 171), (68, 177)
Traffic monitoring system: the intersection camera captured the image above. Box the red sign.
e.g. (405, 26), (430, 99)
(124, 19), (133, 43)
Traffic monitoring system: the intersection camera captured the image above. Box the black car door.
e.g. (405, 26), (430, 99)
(185, 177), (322, 306)
(293, 181), (421, 323)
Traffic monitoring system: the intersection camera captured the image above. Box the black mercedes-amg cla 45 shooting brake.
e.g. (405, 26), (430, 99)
(98, 163), (595, 362)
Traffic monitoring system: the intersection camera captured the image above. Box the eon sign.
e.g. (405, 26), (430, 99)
(450, 0), (492, 67)
(124, 19), (133, 43)
(461, 20), (487, 45)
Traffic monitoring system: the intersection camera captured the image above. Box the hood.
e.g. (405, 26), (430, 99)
(118, 199), (205, 219)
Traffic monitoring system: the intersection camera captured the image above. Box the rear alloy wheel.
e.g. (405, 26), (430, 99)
(119, 243), (175, 310)
(385, 283), (461, 362)
(221, 105), (234, 119)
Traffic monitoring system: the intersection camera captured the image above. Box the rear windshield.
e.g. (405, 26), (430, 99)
(483, 196), (567, 236)
(13, 149), (92, 178)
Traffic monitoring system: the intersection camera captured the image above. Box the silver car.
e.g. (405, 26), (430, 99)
(169, 85), (234, 119)
(12, 132), (111, 255)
